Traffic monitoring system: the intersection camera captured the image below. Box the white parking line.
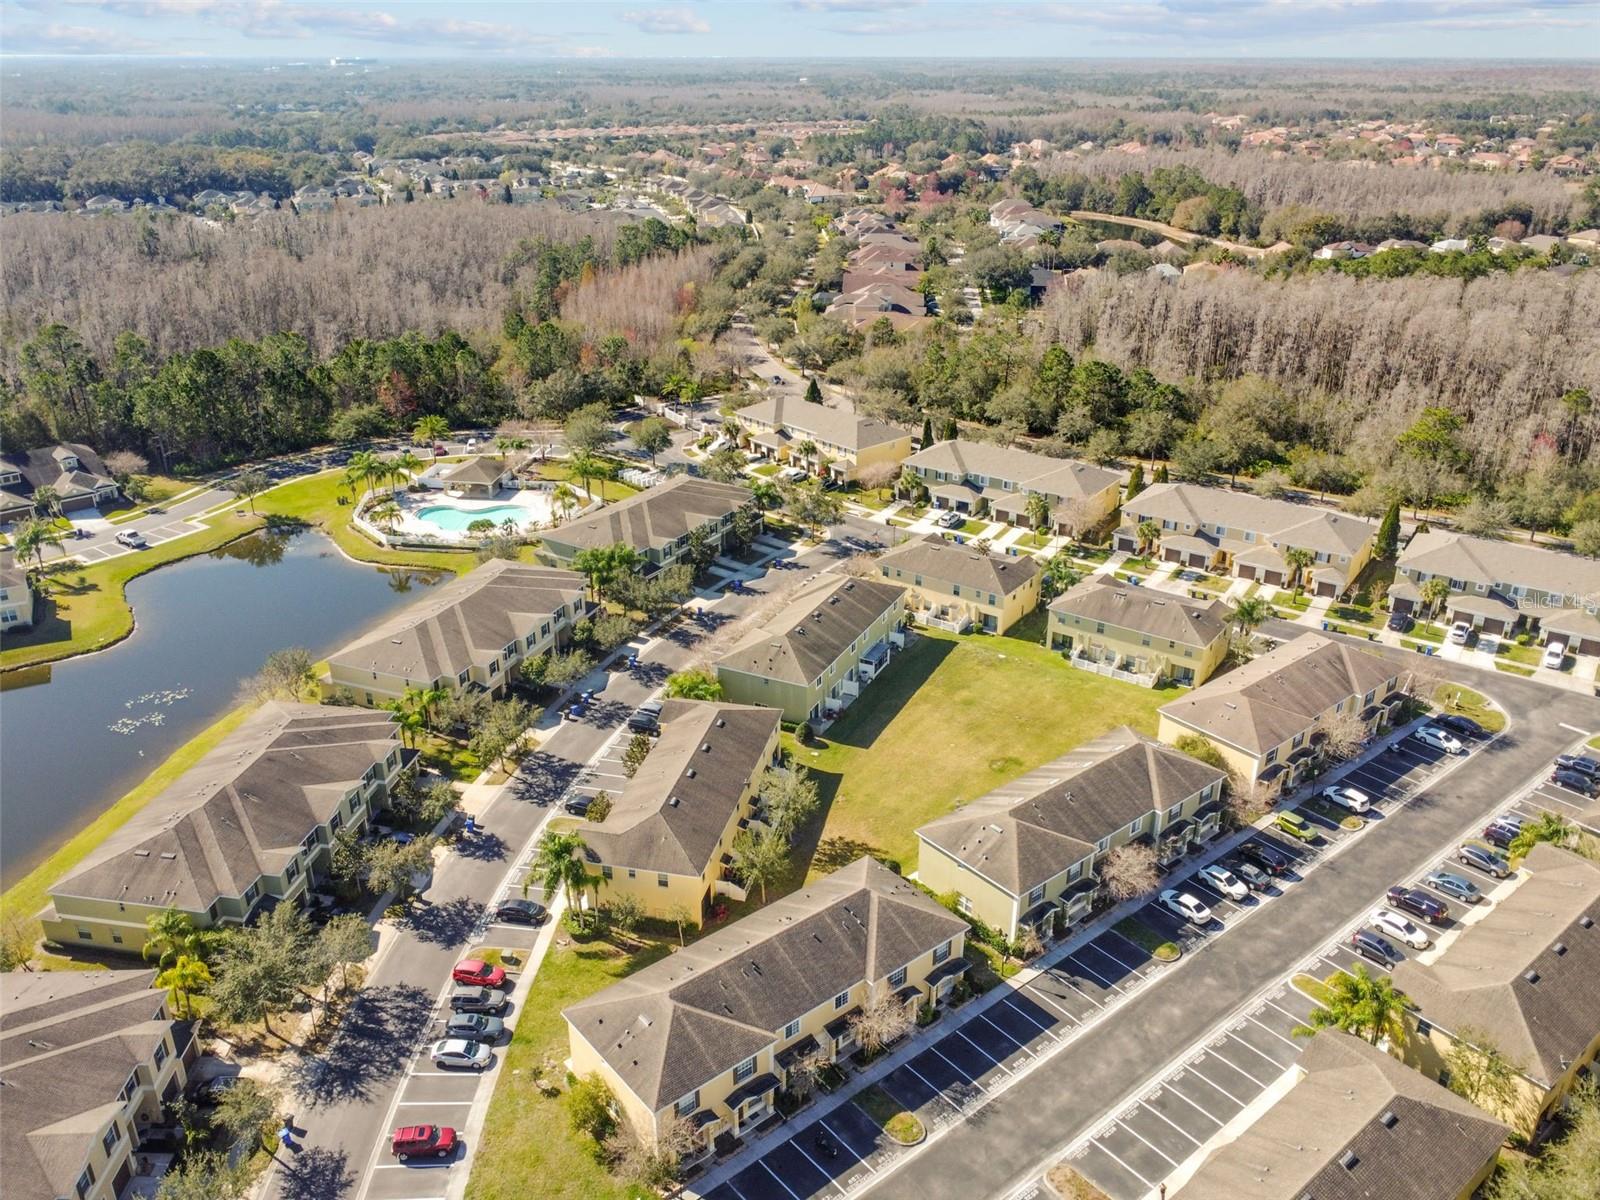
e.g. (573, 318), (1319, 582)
(758, 1158), (807, 1200)
(1223, 1027), (1291, 1071)
(719, 1175), (753, 1200)
(1020, 981), (1085, 1022)
(1090, 1139), (1153, 1189)
(394, 1099), (473, 1106)
(788, 1140), (846, 1197)
(1062, 951), (1123, 993)
(1559, 723), (1592, 737)
(1139, 1098), (1202, 1145)
(956, 1022), (1021, 1068)
(1186, 1062), (1246, 1107)
(997, 992), (1063, 1037)
(1103, 929), (1172, 970)
(1243, 1012), (1303, 1052)
(821, 1117), (876, 1173)
(902, 1062), (967, 1112)
(977, 1010), (1039, 1053)
(1082, 937), (1147, 978)
(1043, 968), (1106, 1009)
(931, 1037), (997, 1081)
(1117, 1118), (1179, 1166)
(1161, 1080), (1226, 1127)
(1259, 996), (1315, 1028)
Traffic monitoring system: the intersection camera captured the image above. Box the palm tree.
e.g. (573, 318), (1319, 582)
(529, 830), (596, 928)
(31, 485), (61, 519)
(750, 479), (781, 510)
(466, 518), (497, 538)
(1283, 546), (1316, 594)
(1294, 964), (1410, 1049)
(1420, 577), (1453, 619)
(552, 483), (580, 523)
(1508, 812), (1576, 861)
(495, 436), (528, 455)
(12, 518), (64, 571)
(345, 450), (381, 503)
(1136, 519), (1162, 554)
(143, 906), (202, 969)
(895, 464), (922, 501)
(1025, 491), (1052, 533)
(794, 439), (819, 476)
(369, 501), (402, 533)
(1231, 595), (1273, 639)
(413, 414), (450, 448)
(567, 453), (607, 505)
(383, 698), (426, 749)
(392, 450), (425, 494)
(156, 954), (212, 1018)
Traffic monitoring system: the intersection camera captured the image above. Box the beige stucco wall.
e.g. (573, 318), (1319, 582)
(67, 1017), (190, 1200)
(1047, 606), (1229, 686)
(880, 562), (1040, 635)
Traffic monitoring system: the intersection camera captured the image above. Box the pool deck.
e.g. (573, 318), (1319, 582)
(382, 484), (592, 544)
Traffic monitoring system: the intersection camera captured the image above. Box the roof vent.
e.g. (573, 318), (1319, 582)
(716, 718), (726, 728)
(1380, 1110), (1397, 1128)
(133, 849), (151, 858)
(1523, 970), (1540, 984)
(160, 852), (178, 861)
(1554, 942), (1567, 956)
(668, 796), (679, 807)
(686, 768), (697, 779)
(1339, 1151), (1359, 1171)
(702, 743), (712, 753)
(1582, 916), (1594, 929)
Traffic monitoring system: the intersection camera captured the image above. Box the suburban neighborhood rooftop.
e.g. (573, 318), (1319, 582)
(543, 475), (751, 555)
(1050, 577), (1232, 647)
(876, 535), (1040, 596)
(717, 574), (904, 686)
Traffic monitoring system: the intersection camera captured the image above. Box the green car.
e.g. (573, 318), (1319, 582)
(1274, 811), (1319, 844)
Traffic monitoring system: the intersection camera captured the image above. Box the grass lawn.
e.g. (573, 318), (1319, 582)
(1589, 735), (1600, 751)
(532, 462), (640, 504)
(750, 463), (781, 477)
(417, 732), (486, 783)
(1113, 917), (1180, 961)
(1, 704), (254, 963)
(790, 627), (1179, 876)
(105, 474), (194, 523)
(1497, 641), (1542, 668)
(850, 490), (896, 511)
(257, 471), (476, 573)
(466, 936), (672, 1200)
(1329, 604), (1380, 628)
(1432, 684), (1506, 733)
(1495, 660), (1536, 677)
(958, 519), (988, 536)
(855, 1084), (924, 1143)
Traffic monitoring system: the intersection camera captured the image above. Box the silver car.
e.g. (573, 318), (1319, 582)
(430, 1038), (492, 1071)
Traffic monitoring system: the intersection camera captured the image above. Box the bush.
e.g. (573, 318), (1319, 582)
(565, 1074), (616, 1146)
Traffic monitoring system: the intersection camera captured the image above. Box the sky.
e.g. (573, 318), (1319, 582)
(2, 0), (1598, 60)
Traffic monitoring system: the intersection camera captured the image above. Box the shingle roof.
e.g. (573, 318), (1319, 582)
(543, 476), (751, 556)
(876, 535), (1039, 597)
(0, 970), (173, 1199)
(1049, 578), (1230, 648)
(1127, 482), (1378, 558)
(904, 440), (1122, 503)
(438, 456), (512, 486)
(0, 442), (116, 514)
(577, 702), (780, 877)
(1158, 634), (1398, 755)
(326, 559), (584, 683)
(564, 858), (966, 1109)
(1392, 844), (1600, 1089)
(1399, 528), (1600, 598)
(0, 547), (27, 593)
(51, 703), (399, 911)
(716, 575), (905, 685)
(1176, 1032), (1506, 1200)
(918, 728), (1226, 896)
(734, 396), (911, 454)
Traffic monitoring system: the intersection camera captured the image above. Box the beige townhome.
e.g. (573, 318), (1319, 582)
(1157, 633), (1403, 787)
(540, 476), (754, 571)
(1117, 482), (1378, 596)
(875, 535), (1040, 634)
(1175, 1031), (1507, 1200)
(1394, 843), (1600, 1140)
(42, 704), (405, 953)
(0, 442), (121, 523)
(323, 559), (586, 706)
(733, 395), (913, 483)
(1047, 578), (1232, 687)
(903, 439), (1123, 536)
(1, 970), (199, 1200)
(576, 701), (782, 926)
(716, 575), (907, 722)
(1392, 528), (1600, 644)
(563, 857), (968, 1162)
(0, 547), (35, 629)
(918, 727), (1227, 943)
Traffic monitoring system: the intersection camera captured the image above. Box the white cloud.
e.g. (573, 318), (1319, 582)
(2, 18), (166, 51)
(617, 6), (711, 35)
(789, 0), (924, 11)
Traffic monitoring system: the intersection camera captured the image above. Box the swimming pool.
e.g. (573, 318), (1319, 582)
(415, 503), (532, 532)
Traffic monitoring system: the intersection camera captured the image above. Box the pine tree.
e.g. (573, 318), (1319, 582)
(1126, 462), (1145, 500)
(804, 377), (822, 404)
(941, 416), (958, 442)
(921, 415), (934, 448)
(1154, 464), (1169, 483)
(1376, 499), (1401, 561)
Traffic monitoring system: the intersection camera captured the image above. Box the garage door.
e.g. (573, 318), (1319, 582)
(1164, 547), (1181, 563)
(1238, 564), (1256, 581)
(1316, 580), (1337, 598)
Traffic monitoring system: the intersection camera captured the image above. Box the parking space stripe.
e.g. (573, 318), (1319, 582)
(1139, 1099), (1202, 1145)
(1090, 1140), (1154, 1189)
(904, 1061), (967, 1111)
(972, 1011), (1036, 1055)
(821, 1117), (875, 1173)
(1162, 1081), (1226, 1127)
(1260, 996), (1316, 1028)
(719, 1174), (752, 1200)
(1118, 1118), (1179, 1166)
(1187, 1063), (1246, 1106)
(1063, 951), (1123, 993)
(1047, 969), (1107, 1009)
(1021, 982), (1084, 1022)
(1090, 934), (1153, 975)
(999, 993), (1064, 1036)
(953, 1026), (1014, 1073)
(1243, 1012), (1304, 1051)
(758, 1158), (806, 1200)
(933, 1037), (998, 1079)
(1224, 1029), (1291, 1072)
(790, 1141), (847, 1196)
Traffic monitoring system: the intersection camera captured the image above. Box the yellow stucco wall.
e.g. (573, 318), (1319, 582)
(1046, 607), (1229, 686)
(880, 563), (1040, 635)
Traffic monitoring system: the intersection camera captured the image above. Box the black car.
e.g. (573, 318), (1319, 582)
(1554, 753), (1600, 779)
(1550, 769), (1598, 796)
(1481, 822), (1516, 850)
(450, 985), (509, 1015)
(1435, 714), (1485, 739)
(1350, 929), (1400, 966)
(1237, 840), (1291, 876)
(627, 701), (664, 734)
(492, 898), (548, 926)
(186, 1075), (242, 1106)
(563, 796), (595, 817)
(1385, 612), (1414, 633)
(1386, 885), (1449, 925)
(1229, 859), (1273, 891)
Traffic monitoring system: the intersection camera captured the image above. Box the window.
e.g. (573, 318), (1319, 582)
(1291, 733), (1304, 749)
(627, 869), (637, 880)
(1264, 749), (1278, 765)
(77, 926), (93, 940)
(955, 894), (972, 915)
(1201, 783), (1217, 801)
(489, 660), (499, 676)
(1027, 884), (1046, 906)
(244, 883), (261, 905)
(1095, 622), (1106, 634)
(285, 860), (301, 885)
(733, 1056), (757, 1084)
(657, 873), (669, 888)
(102, 1122), (122, 1155)
(833, 990), (852, 1010)
(111, 930), (123, 945)
(601, 865), (613, 880)
(76, 1167), (95, 1200)
(1127, 815), (1145, 835)
(458, 669), (470, 686)
(888, 966), (907, 989)
(330, 812), (343, 832)
(121, 1072), (138, 1103)
(783, 1018), (801, 1040)
(933, 940), (953, 965)
(1095, 836), (1110, 853)
(154, 1040), (168, 1068)
(676, 1090), (700, 1118)
(1166, 803), (1183, 821)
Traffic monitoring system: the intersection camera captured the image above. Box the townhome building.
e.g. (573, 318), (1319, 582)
(917, 727), (1227, 943)
(715, 575), (907, 722)
(1156, 633), (1403, 786)
(540, 476), (754, 572)
(323, 559), (586, 707)
(1, 443), (121, 523)
(1391, 528), (1600, 646)
(733, 396), (913, 483)
(1047, 578), (1232, 687)
(1, 970), (198, 1200)
(1117, 482), (1379, 596)
(1394, 843), (1600, 1139)
(42, 704), (405, 953)
(875, 535), (1041, 634)
(1176, 1032), (1507, 1200)
(1, 547), (35, 629)
(576, 701), (782, 926)
(902, 440), (1124, 536)
(563, 857), (968, 1162)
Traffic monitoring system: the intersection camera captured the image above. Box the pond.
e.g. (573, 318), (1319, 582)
(0, 527), (447, 881)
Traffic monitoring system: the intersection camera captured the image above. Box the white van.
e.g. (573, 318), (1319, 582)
(1413, 725), (1466, 755)
(1542, 641), (1567, 670)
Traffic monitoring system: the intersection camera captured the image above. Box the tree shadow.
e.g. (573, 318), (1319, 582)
(809, 835), (886, 875)
(511, 752), (583, 805)
(816, 636), (954, 752)
(451, 830), (509, 863)
(279, 982), (432, 1107)
(397, 895), (486, 947)
(273, 1145), (355, 1200)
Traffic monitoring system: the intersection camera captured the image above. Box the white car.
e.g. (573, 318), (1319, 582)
(1198, 864), (1249, 901)
(1322, 785), (1371, 814)
(1413, 725), (1465, 755)
(1542, 641), (1567, 670)
(1448, 621), (1473, 645)
(1369, 908), (1430, 950)
(1158, 889), (1213, 925)
(114, 530), (148, 549)
(430, 1038), (492, 1072)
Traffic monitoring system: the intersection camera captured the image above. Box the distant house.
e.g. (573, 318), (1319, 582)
(575, 701), (781, 924)
(1156, 633), (1403, 786)
(715, 575), (906, 722)
(917, 727), (1227, 941)
(875, 535), (1041, 634)
(733, 395), (913, 483)
(0, 549), (34, 630)
(1117, 482), (1378, 596)
(1047, 578), (1232, 687)
(1174, 1032), (1506, 1200)
(1519, 233), (1563, 253)
(902, 440), (1123, 536)
(1431, 237), (1471, 253)
(0, 443), (120, 523)
(1567, 228), (1600, 250)
(540, 476), (754, 572)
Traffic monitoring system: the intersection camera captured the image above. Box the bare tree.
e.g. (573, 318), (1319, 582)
(1315, 709), (1371, 762)
(848, 989), (915, 1057)
(1226, 776), (1279, 828)
(1099, 842), (1159, 902)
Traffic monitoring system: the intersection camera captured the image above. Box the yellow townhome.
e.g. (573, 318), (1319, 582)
(875, 534), (1041, 634)
(917, 727), (1228, 943)
(1047, 577), (1232, 688)
(575, 701), (782, 926)
(564, 858), (968, 1164)
(733, 395), (913, 483)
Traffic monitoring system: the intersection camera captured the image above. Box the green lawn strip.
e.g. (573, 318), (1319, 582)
(256, 471), (477, 572)
(531, 462), (640, 504)
(417, 732), (485, 783)
(1291, 971), (1334, 1008)
(854, 1084), (925, 1143)
(750, 463), (781, 477)
(466, 938), (670, 1200)
(1432, 684), (1507, 734)
(1, 510), (264, 672)
(1496, 641), (1542, 667)
(791, 630), (1176, 875)
(1302, 797), (1364, 830)
(105, 475), (199, 524)
(1410, 622), (1446, 644)
(850, 491), (894, 511)
(1495, 661), (1536, 677)
(1589, 735), (1600, 751)
(1113, 917), (1180, 962)
(0, 704), (255, 951)
(1329, 604), (1380, 628)
(958, 519), (988, 535)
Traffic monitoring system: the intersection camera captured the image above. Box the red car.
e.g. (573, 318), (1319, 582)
(452, 959), (506, 988)
(391, 1124), (457, 1161)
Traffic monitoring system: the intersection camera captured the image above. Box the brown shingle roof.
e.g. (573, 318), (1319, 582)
(1127, 481), (1378, 558)
(716, 575), (904, 686)
(903, 440), (1122, 503)
(876, 535), (1039, 597)
(734, 395), (911, 455)
(543, 476), (750, 556)
(1049, 578), (1230, 648)
(1399, 528), (1600, 599)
